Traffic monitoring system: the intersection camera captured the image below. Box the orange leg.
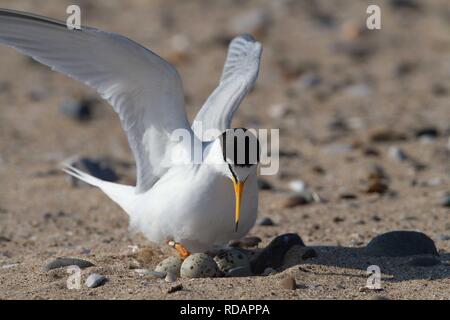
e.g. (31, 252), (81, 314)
(167, 240), (191, 259)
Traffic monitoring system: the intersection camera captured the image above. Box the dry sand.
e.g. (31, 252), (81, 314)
(0, 0), (450, 299)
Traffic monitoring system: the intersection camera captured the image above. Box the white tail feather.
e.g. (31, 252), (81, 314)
(62, 164), (136, 215)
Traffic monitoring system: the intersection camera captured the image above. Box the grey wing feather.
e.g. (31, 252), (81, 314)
(192, 34), (262, 141)
(0, 9), (191, 192)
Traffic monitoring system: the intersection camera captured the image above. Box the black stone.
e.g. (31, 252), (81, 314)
(60, 98), (95, 121)
(364, 231), (438, 257)
(407, 256), (441, 267)
(251, 233), (305, 275)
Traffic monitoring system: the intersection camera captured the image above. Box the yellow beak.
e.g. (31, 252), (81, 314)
(232, 178), (244, 232)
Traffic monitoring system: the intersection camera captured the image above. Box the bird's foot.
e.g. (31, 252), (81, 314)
(167, 240), (191, 259)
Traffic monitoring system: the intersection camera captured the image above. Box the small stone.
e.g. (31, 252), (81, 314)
(268, 103), (290, 119)
(167, 283), (183, 294)
(280, 191), (318, 208)
(60, 98), (94, 121)
(280, 276), (297, 290)
(226, 266), (253, 277)
(368, 128), (407, 143)
(134, 269), (151, 276)
(85, 273), (107, 288)
(148, 270), (167, 279)
(165, 272), (177, 283)
(45, 257), (94, 271)
(214, 249), (251, 274)
(251, 233), (305, 275)
(364, 231), (438, 257)
(155, 256), (183, 277)
(297, 73), (322, 89)
(180, 253), (220, 278)
(441, 195), (450, 208)
(345, 83), (372, 98)
(389, 146), (408, 161)
(407, 256), (441, 267)
(288, 180), (307, 193)
(2, 263), (19, 269)
(257, 217), (275, 226)
(257, 178), (273, 190)
(414, 127), (439, 139)
(389, 0), (421, 11)
(262, 267), (277, 276)
(365, 179), (389, 194)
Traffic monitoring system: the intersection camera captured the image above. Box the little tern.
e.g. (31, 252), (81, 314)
(0, 9), (263, 255)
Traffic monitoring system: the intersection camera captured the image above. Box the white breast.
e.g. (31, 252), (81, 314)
(129, 164), (258, 252)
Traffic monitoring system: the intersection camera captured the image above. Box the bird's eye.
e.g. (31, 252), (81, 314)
(220, 128), (260, 167)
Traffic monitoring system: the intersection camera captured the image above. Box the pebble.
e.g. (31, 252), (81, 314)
(388, 146), (408, 161)
(280, 191), (318, 208)
(279, 276), (297, 290)
(368, 128), (407, 143)
(60, 98), (94, 121)
(364, 231), (438, 257)
(257, 178), (273, 190)
(85, 273), (107, 288)
(2, 263), (19, 269)
(228, 236), (262, 248)
(288, 180), (307, 193)
(148, 270), (167, 278)
(441, 195), (450, 208)
(155, 256), (183, 277)
(45, 257), (94, 271)
(134, 269), (151, 276)
(407, 256), (441, 267)
(297, 73), (322, 89)
(414, 127), (439, 139)
(180, 253), (220, 278)
(251, 233), (305, 275)
(167, 283), (183, 294)
(257, 217), (275, 226)
(262, 267), (277, 276)
(365, 179), (389, 194)
(268, 103), (290, 119)
(226, 266), (253, 277)
(389, 0), (421, 11)
(214, 249), (251, 273)
(345, 83), (372, 98)
(165, 272), (178, 283)
(67, 157), (119, 187)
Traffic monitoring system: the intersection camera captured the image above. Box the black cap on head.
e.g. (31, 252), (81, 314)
(220, 128), (260, 167)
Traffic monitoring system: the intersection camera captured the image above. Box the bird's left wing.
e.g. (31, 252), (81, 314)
(192, 34), (262, 141)
(0, 9), (192, 193)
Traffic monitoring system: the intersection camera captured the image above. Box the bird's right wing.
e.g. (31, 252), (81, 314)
(192, 34), (262, 141)
(0, 9), (192, 193)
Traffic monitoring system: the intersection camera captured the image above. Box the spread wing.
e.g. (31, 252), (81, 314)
(0, 9), (192, 193)
(192, 34), (262, 141)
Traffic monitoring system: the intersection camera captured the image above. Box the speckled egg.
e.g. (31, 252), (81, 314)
(214, 249), (251, 274)
(180, 253), (220, 278)
(155, 256), (183, 277)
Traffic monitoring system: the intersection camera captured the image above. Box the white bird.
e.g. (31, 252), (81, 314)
(0, 9), (263, 256)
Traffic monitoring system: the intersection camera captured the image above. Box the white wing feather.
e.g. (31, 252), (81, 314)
(0, 9), (191, 193)
(192, 34), (262, 141)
